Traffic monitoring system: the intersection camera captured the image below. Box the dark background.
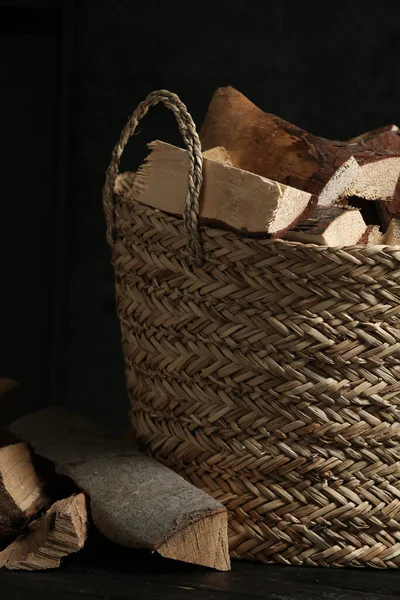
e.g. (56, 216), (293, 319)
(1, 0), (400, 430)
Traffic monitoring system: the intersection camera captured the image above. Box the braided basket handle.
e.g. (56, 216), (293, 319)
(102, 90), (204, 266)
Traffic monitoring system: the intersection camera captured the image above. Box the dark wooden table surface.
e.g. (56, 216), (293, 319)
(1, 536), (400, 600)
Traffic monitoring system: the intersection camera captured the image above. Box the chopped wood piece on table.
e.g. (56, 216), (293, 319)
(131, 140), (314, 236)
(0, 494), (87, 570)
(200, 86), (400, 205)
(203, 146), (233, 165)
(0, 442), (50, 536)
(284, 207), (366, 246)
(10, 408), (231, 571)
(385, 218), (400, 245)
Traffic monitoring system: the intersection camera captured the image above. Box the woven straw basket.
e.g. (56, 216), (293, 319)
(103, 90), (400, 568)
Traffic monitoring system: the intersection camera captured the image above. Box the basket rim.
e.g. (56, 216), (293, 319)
(115, 190), (400, 258)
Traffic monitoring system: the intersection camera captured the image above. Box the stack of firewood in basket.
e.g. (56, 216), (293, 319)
(3, 86), (400, 573)
(117, 86), (400, 246)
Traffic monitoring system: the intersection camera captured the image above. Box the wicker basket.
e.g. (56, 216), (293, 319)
(103, 90), (400, 568)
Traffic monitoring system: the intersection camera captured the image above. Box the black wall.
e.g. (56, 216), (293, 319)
(2, 0), (400, 430)
(0, 2), (61, 423)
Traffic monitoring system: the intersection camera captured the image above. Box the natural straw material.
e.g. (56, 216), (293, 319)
(103, 90), (203, 265)
(104, 90), (400, 568)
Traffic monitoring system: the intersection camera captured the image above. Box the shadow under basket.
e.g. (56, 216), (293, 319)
(103, 89), (400, 568)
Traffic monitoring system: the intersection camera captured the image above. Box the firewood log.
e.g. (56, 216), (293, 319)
(284, 207), (366, 246)
(346, 126), (400, 230)
(200, 87), (400, 205)
(203, 146), (233, 165)
(364, 225), (385, 246)
(0, 494), (87, 570)
(10, 408), (231, 571)
(0, 441), (50, 537)
(347, 124), (400, 149)
(131, 140), (314, 236)
(376, 200), (393, 233)
(385, 218), (400, 245)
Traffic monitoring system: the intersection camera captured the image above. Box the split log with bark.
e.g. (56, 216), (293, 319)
(347, 124), (400, 149)
(10, 408), (230, 571)
(345, 125), (400, 230)
(200, 86), (400, 205)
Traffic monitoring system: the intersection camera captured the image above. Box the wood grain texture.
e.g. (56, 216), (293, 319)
(132, 140), (313, 236)
(346, 126), (400, 230)
(0, 494), (87, 570)
(200, 86), (400, 204)
(284, 207), (366, 246)
(385, 218), (400, 245)
(10, 408), (230, 571)
(0, 442), (50, 536)
(203, 146), (233, 165)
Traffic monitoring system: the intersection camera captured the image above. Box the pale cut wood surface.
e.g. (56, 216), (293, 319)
(10, 408), (230, 571)
(0, 442), (50, 536)
(365, 225), (385, 246)
(284, 207), (366, 246)
(385, 218), (400, 245)
(0, 494), (87, 570)
(157, 512), (230, 571)
(347, 125), (400, 229)
(203, 146), (233, 165)
(131, 140), (313, 236)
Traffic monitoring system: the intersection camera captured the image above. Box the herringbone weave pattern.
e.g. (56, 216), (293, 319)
(104, 91), (400, 568)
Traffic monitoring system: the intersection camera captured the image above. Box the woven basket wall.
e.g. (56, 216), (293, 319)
(104, 90), (400, 568)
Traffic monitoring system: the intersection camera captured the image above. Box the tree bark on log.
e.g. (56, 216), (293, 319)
(347, 124), (400, 149)
(10, 408), (230, 571)
(0, 494), (87, 570)
(200, 87), (400, 204)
